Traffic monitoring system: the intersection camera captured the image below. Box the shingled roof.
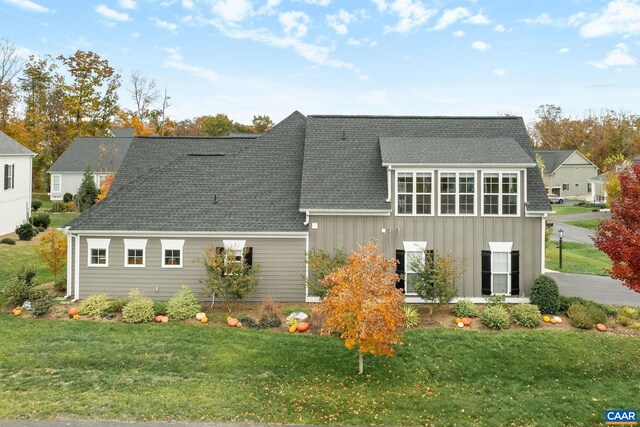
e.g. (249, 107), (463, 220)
(0, 131), (34, 156)
(67, 112), (307, 232)
(300, 115), (551, 213)
(534, 150), (576, 174)
(48, 137), (133, 173)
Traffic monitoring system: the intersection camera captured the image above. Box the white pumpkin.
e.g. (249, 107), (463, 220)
(457, 321), (464, 328)
(195, 312), (206, 321)
(553, 316), (562, 324)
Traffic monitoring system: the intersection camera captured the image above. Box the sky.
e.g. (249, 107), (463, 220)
(1, 0), (640, 125)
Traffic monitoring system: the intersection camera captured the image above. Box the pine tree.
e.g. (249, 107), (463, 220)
(76, 166), (98, 212)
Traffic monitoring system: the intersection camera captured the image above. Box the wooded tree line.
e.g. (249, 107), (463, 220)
(529, 104), (640, 172)
(0, 39), (273, 191)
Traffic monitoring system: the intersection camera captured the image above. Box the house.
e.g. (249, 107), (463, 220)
(534, 149), (598, 200)
(47, 136), (133, 200)
(0, 132), (35, 235)
(589, 154), (640, 205)
(63, 112), (552, 303)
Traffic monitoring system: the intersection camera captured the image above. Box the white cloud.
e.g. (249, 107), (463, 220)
(471, 41), (490, 51)
(96, 5), (131, 21)
(258, 0), (282, 14)
(452, 30), (465, 37)
(327, 9), (356, 35)
(279, 11), (310, 38)
(182, 0), (194, 8)
(521, 11), (586, 27)
(493, 68), (506, 76)
(152, 17), (178, 31)
(466, 11), (491, 25)
(589, 42), (636, 69)
(164, 47), (219, 82)
(13, 45), (33, 59)
(521, 12), (553, 25)
(4, 0), (48, 13)
(371, 0), (387, 12)
(211, 0), (253, 23)
(580, 0), (640, 38)
(433, 7), (470, 30)
(558, 47), (570, 54)
(303, 0), (330, 5)
(347, 37), (377, 47)
(119, 0), (137, 9)
(369, 40), (378, 47)
(384, 0), (437, 33)
(347, 38), (361, 45)
(494, 24), (505, 32)
(131, 31), (140, 38)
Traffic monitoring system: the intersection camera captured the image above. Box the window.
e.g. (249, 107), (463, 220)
(481, 242), (520, 296)
(482, 172), (519, 216)
(87, 238), (111, 267)
(4, 164), (15, 190)
(123, 239), (147, 267)
(161, 239), (185, 268)
(223, 239), (246, 267)
(52, 174), (61, 193)
(399, 241), (428, 295)
(562, 183), (569, 191)
(93, 174), (107, 187)
(439, 171), (475, 216)
(396, 172), (432, 215)
(587, 183), (592, 193)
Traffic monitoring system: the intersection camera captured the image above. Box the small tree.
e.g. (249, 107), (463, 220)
(201, 246), (260, 313)
(320, 242), (405, 374)
(305, 249), (347, 299)
(76, 166), (98, 212)
(594, 165), (640, 293)
(35, 229), (67, 283)
(409, 250), (463, 315)
(96, 174), (114, 202)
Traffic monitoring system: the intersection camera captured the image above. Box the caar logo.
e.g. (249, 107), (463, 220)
(605, 410), (637, 425)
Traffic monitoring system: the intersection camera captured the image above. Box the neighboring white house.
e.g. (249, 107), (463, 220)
(0, 131), (35, 235)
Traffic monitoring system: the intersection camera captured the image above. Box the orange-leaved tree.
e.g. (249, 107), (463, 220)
(319, 242), (406, 374)
(96, 174), (114, 202)
(35, 229), (67, 283)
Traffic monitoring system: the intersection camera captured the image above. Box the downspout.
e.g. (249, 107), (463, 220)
(74, 234), (80, 301)
(59, 226), (73, 299)
(386, 166), (392, 203)
(303, 210), (309, 226)
(541, 214), (546, 275)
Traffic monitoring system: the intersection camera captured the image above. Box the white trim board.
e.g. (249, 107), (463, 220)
(302, 209), (392, 216)
(69, 230), (308, 238)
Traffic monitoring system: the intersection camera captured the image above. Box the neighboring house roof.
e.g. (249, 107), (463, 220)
(66, 112), (307, 232)
(0, 131), (35, 156)
(534, 149), (596, 174)
(229, 132), (263, 138)
(380, 137), (534, 166)
(48, 137), (133, 173)
(109, 128), (135, 137)
(301, 115), (550, 212)
(589, 171), (611, 183)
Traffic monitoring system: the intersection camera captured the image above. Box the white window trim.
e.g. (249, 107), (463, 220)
(438, 170), (477, 217)
(52, 174), (61, 193)
(403, 241), (427, 296)
(124, 239), (147, 268)
(93, 173), (107, 187)
(6, 164), (14, 189)
(395, 170), (434, 217)
(481, 170), (521, 218)
(489, 242), (513, 296)
(223, 239), (247, 267)
(87, 238), (111, 267)
(161, 239), (185, 269)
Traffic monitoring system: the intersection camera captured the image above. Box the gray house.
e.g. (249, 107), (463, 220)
(535, 149), (598, 200)
(48, 137), (133, 200)
(63, 112), (551, 303)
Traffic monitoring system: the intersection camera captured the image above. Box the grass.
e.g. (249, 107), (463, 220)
(32, 192), (53, 211)
(0, 245), (52, 306)
(546, 241), (612, 276)
(0, 317), (638, 425)
(564, 219), (601, 231)
(551, 205), (598, 216)
(48, 212), (77, 229)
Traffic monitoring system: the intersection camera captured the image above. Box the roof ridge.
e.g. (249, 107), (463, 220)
(308, 115), (522, 119)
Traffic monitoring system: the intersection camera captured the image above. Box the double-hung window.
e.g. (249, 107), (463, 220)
(482, 172), (519, 216)
(4, 164), (15, 190)
(124, 239), (147, 267)
(399, 241), (428, 295)
(439, 171), (475, 216)
(397, 172), (432, 215)
(52, 174), (61, 193)
(481, 242), (520, 296)
(87, 238), (111, 267)
(162, 239), (185, 268)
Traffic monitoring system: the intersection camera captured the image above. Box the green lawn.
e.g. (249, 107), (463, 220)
(32, 192), (53, 211)
(49, 212), (77, 229)
(564, 219), (601, 231)
(546, 241), (612, 276)
(0, 245), (52, 306)
(0, 317), (637, 425)
(550, 205), (598, 216)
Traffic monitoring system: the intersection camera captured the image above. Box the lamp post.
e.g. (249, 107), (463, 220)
(558, 229), (564, 270)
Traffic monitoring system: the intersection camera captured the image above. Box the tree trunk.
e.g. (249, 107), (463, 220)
(358, 353), (363, 375)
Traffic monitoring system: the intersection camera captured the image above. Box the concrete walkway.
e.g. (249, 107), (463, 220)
(548, 271), (640, 306)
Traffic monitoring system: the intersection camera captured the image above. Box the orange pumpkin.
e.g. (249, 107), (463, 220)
(11, 307), (22, 316)
(161, 316), (169, 323)
(227, 317), (239, 327)
(68, 307), (79, 318)
(296, 322), (309, 332)
(454, 318), (462, 324)
(461, 317), (472, 326)
(155, 315), (164, 323)
(596, 323), (607, 332)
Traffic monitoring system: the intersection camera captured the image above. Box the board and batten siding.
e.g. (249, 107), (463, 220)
(77, 236), (307, 302)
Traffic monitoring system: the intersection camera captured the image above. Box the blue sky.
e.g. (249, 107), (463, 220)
(1, 0), (639, 124)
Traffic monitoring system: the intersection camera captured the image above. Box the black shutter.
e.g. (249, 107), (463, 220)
(395, 249), (405, 292)
(244, 247), (253, 267)
(511, 250), (520, 296)
(481, 250), (492, 295)
(11, 164), (14, 188)
(215, 247), (225, 277)
(3, 164), (8, 190)
(426, 250), (435, 266)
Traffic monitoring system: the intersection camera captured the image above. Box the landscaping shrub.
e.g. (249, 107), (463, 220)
(51, 201), (65, 213)
(402, 304), (420, 328)
(257, 316), (282, 329)
(616, 306), (639, 327)
(78, 294), (113, 317)
(237, 315), (258, 328)
(284, 306), (310, 317)
(153, 300), (168, 316)
(36, 226), (45, 233)
(32, 199), (42, 211)
(31, 213), (51, 228)
(530, 275), (560, 314)
(258, 298), (278, 320)
(122, 289), (155, 323)
(452, 299), (479, 318)
(29, 287), (55, 317)
(107, 298), (128, 313)
(511, 304), (541, 328)
(1, 238), (16, 245)
(558, 296), (617, 317)
(63, 193), (73, 203)
(15, 222), (36, 241)
(54, 276), (66, 292)
(4, 266), (37, 307)
(480, 305), (510, 330)
(166, 285), (201, 320)
(484, 294), (508, 308)
(568, 303), (607, 329)
(65, 201), (75, 212)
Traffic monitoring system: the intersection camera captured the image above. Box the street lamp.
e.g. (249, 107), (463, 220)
(558, 229), (564, 270)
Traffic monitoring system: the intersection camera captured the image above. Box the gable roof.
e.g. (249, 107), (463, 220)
(300, 115), (550, 213)
(109, 128), (135, 137)
(534, 149), (596, 174)
(48, 137), (133, 173)
(0, 131), (35, 156)
(66, 112), (307, 233)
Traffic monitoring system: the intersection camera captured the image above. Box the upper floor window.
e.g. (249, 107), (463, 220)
(397, 172), (432, 215)
(439, 172), (475, 216)
(52, 174), (61, 193)
(482, 172), (519, 216)
(4, 164), (15, 190)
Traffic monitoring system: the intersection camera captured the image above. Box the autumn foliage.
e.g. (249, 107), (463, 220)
(593, 165), (640, 293)
(319, 242), (405, 373)
(35, 229), (67, 282)
(96, 174), (114, 202)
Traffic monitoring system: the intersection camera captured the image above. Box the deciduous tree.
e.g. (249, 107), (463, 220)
(409, 251), (463, 315)
(319, 242), (405, 374)
(201, 113), (233, 136)
(305, 249), (347, 299)
(96, 174), (114, 202)
(252, 115), (273, 133)
(35, 229), (67, 283)
(593, 165), (640, 292)
(0, 39), (24, 130)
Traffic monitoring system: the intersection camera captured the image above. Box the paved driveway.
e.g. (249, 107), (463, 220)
(548, 272), (640, 306)
(548, 210), (611, 244)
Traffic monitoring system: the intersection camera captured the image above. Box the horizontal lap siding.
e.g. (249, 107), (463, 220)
(78, 236), (307, 302)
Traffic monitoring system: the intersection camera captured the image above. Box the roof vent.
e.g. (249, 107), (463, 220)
(341, 129), (346, 141)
